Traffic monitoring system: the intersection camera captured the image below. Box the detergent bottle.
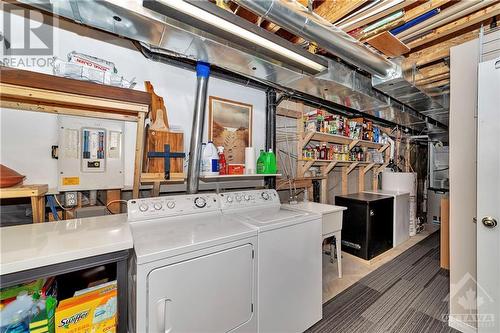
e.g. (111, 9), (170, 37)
(217, 146), (227, 175)
(264, 149), (277, 174)
(201, 141), (219, 176)
(256, 150), (266, 174)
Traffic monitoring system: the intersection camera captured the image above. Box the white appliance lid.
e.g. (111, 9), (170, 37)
(232, 207), (319, 231)
(283, 201), (347, 215)
(130, 213), (256, 264)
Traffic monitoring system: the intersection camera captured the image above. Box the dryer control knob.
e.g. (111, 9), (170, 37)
(227, 196), (233, 203)
(167, 201), (175, 209)
(244, 194), (250, 201)
(235, 195), (242, 202)
(261, 192), (270, 200)
(194, 197), (207, 208)
(153, 202), (163, 210)
(139, 204), (149, 212)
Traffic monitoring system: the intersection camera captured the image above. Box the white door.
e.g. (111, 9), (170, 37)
(477, 58), (500, 333)
(148, 244), (254, 333)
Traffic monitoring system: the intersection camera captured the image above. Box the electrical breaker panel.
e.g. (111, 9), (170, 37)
(58, 116), (125, 191)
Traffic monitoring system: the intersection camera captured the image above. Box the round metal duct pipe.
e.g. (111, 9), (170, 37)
(232, 0), (396, 78)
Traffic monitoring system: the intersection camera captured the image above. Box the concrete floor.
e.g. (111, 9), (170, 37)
(323, 223), (441, 303)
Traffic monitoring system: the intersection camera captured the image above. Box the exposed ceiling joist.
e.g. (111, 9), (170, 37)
(419, 78), (450, 89)
(406, 29), (479, 66)
(403, 0), (449, 22)
(407, 2), (500, 48)
(314, 0), (366, 24)
(415, 72), (450, 85)
(416, 62), (449, 77)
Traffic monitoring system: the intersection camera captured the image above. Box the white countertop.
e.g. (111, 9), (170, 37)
(0, 214), (133, 275)
(282, 201), (347, 215)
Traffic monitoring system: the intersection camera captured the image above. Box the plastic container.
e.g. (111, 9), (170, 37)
(217, 146), (227, 175)
(256, 150), (266, 174)
(0, 292), (33, 333)
(201, 141), (219, 176)
(265, 149), (277, 174)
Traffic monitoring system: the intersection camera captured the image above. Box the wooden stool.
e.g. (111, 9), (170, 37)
(0, 184), (48, 223)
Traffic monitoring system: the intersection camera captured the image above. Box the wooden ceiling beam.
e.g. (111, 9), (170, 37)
(419, 78), (450, 89)
(405, 29), (479, 66)
(415, 72), (450, 85)
(314, 0), (367, 24)
(415, 62), (449, 80)
(403, 0), (449, 22)
(408, 2), (500, 49)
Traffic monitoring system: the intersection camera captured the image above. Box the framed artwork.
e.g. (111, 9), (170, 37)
(208, 96), (253, 164)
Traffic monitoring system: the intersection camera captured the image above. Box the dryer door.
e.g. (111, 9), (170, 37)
(148, 244), (254, 333)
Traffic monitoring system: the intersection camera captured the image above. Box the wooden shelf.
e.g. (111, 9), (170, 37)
(0, 184), (48, 223)
(199, 174), (281, 182)
(299, 159), (382, 166)
(301, 131), (384, 149)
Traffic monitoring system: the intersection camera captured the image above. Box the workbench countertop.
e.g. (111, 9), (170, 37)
(0, 214), (133, 275)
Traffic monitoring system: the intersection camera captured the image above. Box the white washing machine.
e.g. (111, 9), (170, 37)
(128, 193), (258, 333)
(220, 189), (323, 333)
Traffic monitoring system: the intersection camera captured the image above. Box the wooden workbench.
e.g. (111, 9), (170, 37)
(0, 184), (48, 223)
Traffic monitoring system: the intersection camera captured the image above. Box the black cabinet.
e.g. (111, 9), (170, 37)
(335, 193), (394, 260)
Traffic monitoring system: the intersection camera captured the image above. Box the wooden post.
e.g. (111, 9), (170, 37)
(31, 196), (45, 223)
(342, 166), (348, 195)
(106, 189), (122, 214)
(320, 166), (328, 203)
(133, 112), (146, 199)
(358, 167), (365, 192)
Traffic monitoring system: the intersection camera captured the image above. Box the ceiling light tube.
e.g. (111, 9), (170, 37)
(156, 0), (327, 73)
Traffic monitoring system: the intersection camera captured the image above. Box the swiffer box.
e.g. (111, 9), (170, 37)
(55, 283), (117, 333)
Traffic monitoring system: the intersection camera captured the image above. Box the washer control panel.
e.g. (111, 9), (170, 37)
(219, 189), (280, 210)
(128, 194), (219, 221)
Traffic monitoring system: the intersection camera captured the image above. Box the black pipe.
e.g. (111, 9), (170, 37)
(265, 88), (277, 189)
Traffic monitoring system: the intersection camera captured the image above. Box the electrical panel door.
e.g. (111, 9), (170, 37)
(58, 116), (124, 191)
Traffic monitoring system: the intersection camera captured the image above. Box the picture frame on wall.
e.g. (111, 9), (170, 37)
(208, 96), (253, 164)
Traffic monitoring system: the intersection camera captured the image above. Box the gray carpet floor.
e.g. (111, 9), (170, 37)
(307, 232), (459, 333)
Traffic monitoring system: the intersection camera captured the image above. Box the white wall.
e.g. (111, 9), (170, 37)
(449, 38), (479, 332)
(0, 7), (266, 191)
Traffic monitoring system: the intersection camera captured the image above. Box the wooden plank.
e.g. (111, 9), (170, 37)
(320, 166), (328, 203)
(277, 106), (303, 119)
(0, 83), (148, 114)
(106, 189), (122, 214)
(405, 29), (480, 66)
(31, 196), (46, 223)
(0, 66), (151, 106)
(408, 3), (500, 49)
(323, 161), (338, 175)
(346, 161), (359, 174)
(315, 0), (367, 23)
(358, 167), (365, 192)
(0, 100), (138, 122)
(340, 0), (418, 32)
(341, 166), (348, 195)
(363, 162), (376, 173)
(0, 184), (48, 199)
(415, 62), (449, 79)
(366, 31), (410, 57)
(419, 78), (450, 89)
(133, 112), (146, 199)
(440, 197), (450, 269)
(378, 143), (390, 153)
(415, 72), (450, 85)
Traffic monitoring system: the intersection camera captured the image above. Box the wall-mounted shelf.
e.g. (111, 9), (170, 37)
(199, 174), (281, 182)
(300, 131), (386, 150)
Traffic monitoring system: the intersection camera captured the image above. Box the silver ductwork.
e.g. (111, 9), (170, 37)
(14, 0), (446, 131)
(232, 0), (396, 78)
(186, 62), (210, 194)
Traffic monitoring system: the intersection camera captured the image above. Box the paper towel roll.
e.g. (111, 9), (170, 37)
(245, 147), (256, 174)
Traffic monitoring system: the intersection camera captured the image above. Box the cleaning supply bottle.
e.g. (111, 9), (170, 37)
(201, 141), (219, 176)
(264, 149), (277, 174)
(256, 149), (266, 174)
(217, 146), (227, 175)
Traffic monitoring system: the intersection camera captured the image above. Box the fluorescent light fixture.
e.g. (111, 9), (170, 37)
(338, 0), (404, 30)
(157, 0), (327, 73)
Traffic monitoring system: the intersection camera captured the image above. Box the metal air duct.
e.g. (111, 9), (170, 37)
(231, 0), (396, 78)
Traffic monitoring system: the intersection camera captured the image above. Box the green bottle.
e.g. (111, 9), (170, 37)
(256, 150), (266, 174)
(265, 149), (277, 174)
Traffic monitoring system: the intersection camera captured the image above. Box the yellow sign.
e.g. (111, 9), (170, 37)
(62, 177), (80, 186)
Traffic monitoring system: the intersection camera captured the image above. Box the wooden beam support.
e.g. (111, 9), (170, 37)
(301, 131), (316, 149)
(341, 166), (348, 195)
(415, 72), (450, 85)
(358, 167), (365, 192)
(378, 143), (390, 153)
(346, 161), (359, 174)
(106, 189), (122, 214)
(416, 62), (449, 79)
(406, 29), (480, 67)
(314, 0), (366, 24)
(419, 79), (450, 90)
(322, 161), (338, 176)
(363, 162), (376, 174)
(408, 3), (500, 49)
